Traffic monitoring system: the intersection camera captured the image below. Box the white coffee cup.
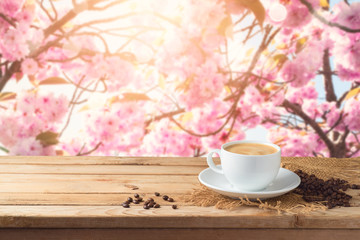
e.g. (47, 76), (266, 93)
(206, 140), (281, 191)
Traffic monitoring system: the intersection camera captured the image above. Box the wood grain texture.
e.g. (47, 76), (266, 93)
(0, 229), (359, 240)
(0, 205), (359, 229)
(0, 164), (204, 175)
(0, 156), (212, 166)
(0, 156), (359, 231)
(0, 193), (189, 205)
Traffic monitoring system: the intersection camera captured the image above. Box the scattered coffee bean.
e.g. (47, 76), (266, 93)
(294, 170), (358, 209)
(127, 197), (133, 202)
(148, 202), (155, 208)
(154, 204), (160, 208)
(144, 200), (151, 205)
(147, 198), (154, 202)
(172, 205), (177, 209)
(133, 200), (139, 204)
(122, 203), (130, 208)
(163, 195), (169, 201)
(143, 205), (150, 209)
(137, 197), (143, 202)
(134, 193), (139, 198)
(155, 192), (160, 196)
(123, 200), (130, 205)
(168, 198), (174, 202)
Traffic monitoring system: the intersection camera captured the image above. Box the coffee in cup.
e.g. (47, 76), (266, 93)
(224, 143), (278, 155)
(206, 140), (281, 191)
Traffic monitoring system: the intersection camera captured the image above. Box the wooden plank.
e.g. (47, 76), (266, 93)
(0, 182), (196, 193)
(0, 193), (188, 206)
(0, 205), (359, 229)
(0, 229), (359, 240)
(0, 156), (211, 166)
(0, 174), (196, 183)
(0, 205), (293, 228)
(0, 164), (205, 175)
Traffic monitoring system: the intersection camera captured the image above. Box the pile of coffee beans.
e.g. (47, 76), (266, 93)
(294, 169), (360, 209)
(122, 192), (177, 210)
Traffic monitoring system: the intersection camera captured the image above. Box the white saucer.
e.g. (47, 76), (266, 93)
(198, 167), (300, 200)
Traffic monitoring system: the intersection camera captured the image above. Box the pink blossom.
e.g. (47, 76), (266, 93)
(319, 102), (343, 130)
(182, 0), (226, 38)
(343, 98), (360, 131)
(282, 4), (311, 28)
(85, 102), (146, 155)
(179, 59), (226, 109)
(0, 0), (24, 17)
(9, 137), (55, 156)
(336, 2), (360, 30)
(336, 64), (360, 81)
(137, 119), (202, 156)
(243, 85), (264, 108)
(268, 128), (322, 157)
(302, 99), (319, 119)
(21, 58), (39, 75)
(106, 56), (135, 92)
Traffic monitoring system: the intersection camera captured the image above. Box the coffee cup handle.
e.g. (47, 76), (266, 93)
(206, 149), (224, 174)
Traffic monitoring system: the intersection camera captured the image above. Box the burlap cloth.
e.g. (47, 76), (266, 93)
(183, 157), (360, 213)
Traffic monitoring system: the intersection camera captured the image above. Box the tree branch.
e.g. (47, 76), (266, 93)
(43, 0), (105, 38)
(322, 49), (337, 102)
(282, 99), (335, 152)
(77, 142), (103, 156)
(145, 108), (185, 126)
(0, 62), (20, 92)
(0, 13), (16, 27)
(300, 0), (360, 33)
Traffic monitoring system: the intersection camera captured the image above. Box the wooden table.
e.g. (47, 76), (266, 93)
(0, 156), (359, 240)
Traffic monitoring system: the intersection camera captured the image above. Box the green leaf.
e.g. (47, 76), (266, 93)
(217, 14), (233, 38)
(120, 93), (151, 102)
(0, 146), (9, 153)
(0, 92), (16, 101)
(240, 0), (266, 27)
(296, 37), (308, 54)
(158, 74), (166, 90)
(36, 131), (59, 147)
(345, 87), (360, 100)
(272, 54), (288, 69)
(320, 0), (329, 10)
(118, 52), (137, 63)
(39, 77), (69, 85)
(175, 75), (194, 92)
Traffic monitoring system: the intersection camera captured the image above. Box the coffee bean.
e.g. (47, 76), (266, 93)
(163, 195), (169, 201)
(133, 200), (139, 204)
(294, 169), (358, 209)
(144, 200), (150, 205)
(172, 205), (177, 209)
(137, 197), (143, 202)
(148, 202), (155, 208)
(155, 192), (160, 196)
(143, 205), (150, 209)
(154, 204), (160, 208)
(122, 203), (130, 208)
(124, 200), (130, 205)
(134, 193), (139, 198)
(147, 198), (154, 202)
(127, 197), (133, 202)
(168, 198), (174, 202)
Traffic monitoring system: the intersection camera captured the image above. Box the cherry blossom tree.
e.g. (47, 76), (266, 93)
(0, 0), (359, 157)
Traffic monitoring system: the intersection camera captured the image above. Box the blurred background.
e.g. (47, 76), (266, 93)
(0, 0), (359, 157)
